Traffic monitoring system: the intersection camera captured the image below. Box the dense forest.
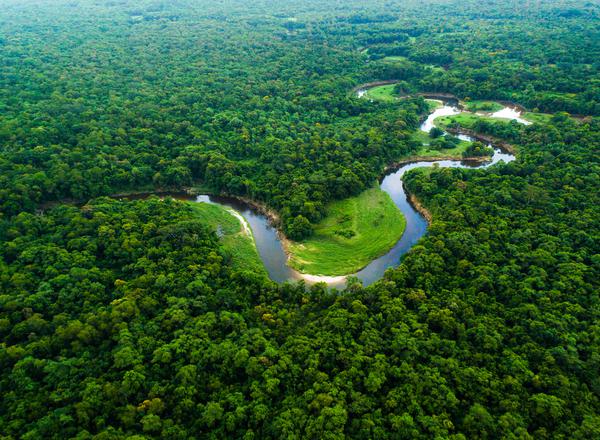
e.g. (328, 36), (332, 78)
(1, 0), (599, 438)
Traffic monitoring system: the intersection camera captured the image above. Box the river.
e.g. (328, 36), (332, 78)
(187, 153), (514, 288)
(146, 97), (516, 288)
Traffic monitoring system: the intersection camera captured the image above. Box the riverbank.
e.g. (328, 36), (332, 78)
(188, 202), (267, 277)
(188, 188), (283, 228)
(384, 155), (492, 174)
(407, 192), (432, 224)
(446, 128), (517, 154)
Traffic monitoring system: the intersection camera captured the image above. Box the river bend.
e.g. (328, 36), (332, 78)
(168, 98), (516, 288)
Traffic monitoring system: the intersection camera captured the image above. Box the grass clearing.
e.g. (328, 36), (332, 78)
(523, 112), (553, 124)
(464, 100), (504, 113)
(411, 129), (433, 145)
(362, 84), (399, 102)
(189, 202), (267, 276)
(288, 186), (405, 276)
(415, 140), (471, 158)
(382, 56), (408, 63)
(435, 112), (510, 130)
(425, 99), (443, 111)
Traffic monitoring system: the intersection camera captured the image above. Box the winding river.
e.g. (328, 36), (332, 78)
(153, 96), (517, 288)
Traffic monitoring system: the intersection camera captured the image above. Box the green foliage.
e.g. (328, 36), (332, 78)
(462, 141), (494, 158)
(286, 215), (313, 241)
(0, 0), (428, 235)
(429, 126), (445, 138)
(0, 0), (599, 439)
(426, 134), (462, 151)
(1, 197), (277, 437)
(465, 100), (504, 113)
(400, 115), (599, 439)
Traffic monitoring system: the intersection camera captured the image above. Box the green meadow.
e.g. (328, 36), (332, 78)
(288, 187), (405, 275)
(189, 202), (267, 276)
(362, 84), (399, 102)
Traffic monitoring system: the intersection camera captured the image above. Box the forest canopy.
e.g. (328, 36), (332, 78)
(0, 0), (599, 438)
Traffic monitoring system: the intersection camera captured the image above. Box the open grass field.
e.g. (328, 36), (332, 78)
(411, 129), (433, 145)
(414, 139), (471, 158)
(381, 56), (408, 63)
(189, 202), (267, 276)
(435, 112), (509, 129)
(362, 84), (399, 102)
(288, 187), (405, 275)
(523, 112), (553, 124)
(464, 100), (504, 113)
(425, 98), (443, 111)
